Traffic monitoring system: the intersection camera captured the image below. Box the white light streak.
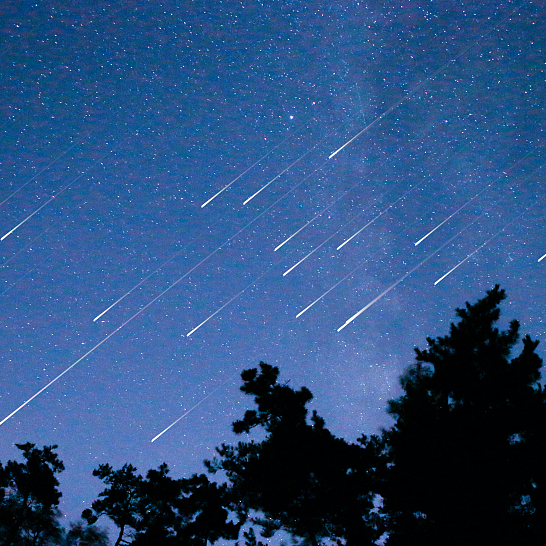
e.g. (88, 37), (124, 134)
(328, 4), (525, 159)
(415, 148), (537, 246)
(95, 143), (354, 322)
(0, 137), (86, 208)
(93, 218), (223, 322)
(0, 245), (221, 426)
(336, 204), (505, 331)
(285, 140), (475, 274)
(1, 196), (56, 240)
(151, 379), (230, 442)
(539, 253), (546, 263)
(243, 144), (319, 206)
(242, 116), (353, 206)
(337, 185), (417, 251)
(201, 124), (309, 208)
(1, 126), (147, 241)
(283, 209), (384, 276)
(186, 262), (278, 336)
(337, 214), (383, 251)
(275, 219), (314, 252)
(295, 220), (421, 318)
(274, 154), (393, 252)
(435, 203), (538, 285)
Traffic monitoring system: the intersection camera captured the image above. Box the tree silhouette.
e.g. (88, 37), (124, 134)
(7, 286), (543, 545)
(84, 462), (240, 546)
(82, 463), (142, 546)
(382, 285), (545, 545)
(206, 362), (381, 545)
(64, 521), (109, 546)
(0, 442), (65, 546)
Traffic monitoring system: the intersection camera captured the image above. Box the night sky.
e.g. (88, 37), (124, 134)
(1, 0), (545, 531)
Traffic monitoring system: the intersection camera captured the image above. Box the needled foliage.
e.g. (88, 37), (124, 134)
(4, 286), (544, 546)
(0, 442), (65, 546)
(83, 463), (240, 546)
(82, 463), (142, 546)
(64, 521), (109, 546)
(382, 285), (545, 545)
(206, 362), (382, 545)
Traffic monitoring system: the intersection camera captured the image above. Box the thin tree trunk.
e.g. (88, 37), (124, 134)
(114, 523), (126, 546)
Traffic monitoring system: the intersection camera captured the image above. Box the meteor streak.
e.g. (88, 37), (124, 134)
(93, 218), (224, 322)
(151, 379), (230, 442)
(1, 195), (56, 241)
(337, 141), (476, 252)
(415, 148), (537, 246)
(539, 253), (546, 263)
(96, 145), (353, 322)
(283, 235), (335, 277)
(282, 140), (475, 273)
(0, 136), (87, 208)
(283, 205), (389, 276)
(202, 132), (303, 208)
(274, 155), (394, 252)
(329, 2), (527, 159)
(0, 245), (226, 426)
(243, 142), (327, 206)
(1, 180), (96, 268)
(435, 204), (537, 285)
(186, 262), (279, 337)
(1, 126), (147, 241)
(243, 118), (352, 206)
(337, 185), (416, 250)
(337, 228), (474, 332)
(296, 219), (421, 317)
(337, 196), (537, 332)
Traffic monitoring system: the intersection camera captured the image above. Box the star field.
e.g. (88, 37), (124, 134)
(1, 0), (544, 528)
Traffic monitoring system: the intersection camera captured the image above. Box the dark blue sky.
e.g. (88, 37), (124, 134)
(1, 0), (544, 530)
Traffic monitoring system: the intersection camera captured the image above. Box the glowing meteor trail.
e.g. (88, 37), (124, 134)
(283, 201), (394, 276)
(337, 228), (477, 332)
(1, 181), (96, 268)
(151, 379), (230, 442)
(283, 228), (343, 277)
(335, 140), (476, 252)
(328, 2), (527, 160)
(0, 244), (230, 426)
(435, 205), (538, 285)
(243, 117), (352, 206)
(337, 185), (417, 251)
(336, 195), (537, 331)
(96, 144), (352, 322)
(274, 155), (395, 252)
(243, 142), (323, 205)
(2, 119), (374, 421)
(0, 18), (50, 58)
(93, 218), (224, 322)
(539, 253), (546, 263)
(186, 262), (279, 337)
(296, 219), (421, 318)
(1, 127), (147, 241)
(414, 149), (538, 247)
(282, 140), (476, 273)
(0, 136), (86, 208)
(201, 122), (315, 208)
(1, 195), (57, 241)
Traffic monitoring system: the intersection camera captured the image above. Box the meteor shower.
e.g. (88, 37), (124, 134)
(1, 0), (544, 540)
